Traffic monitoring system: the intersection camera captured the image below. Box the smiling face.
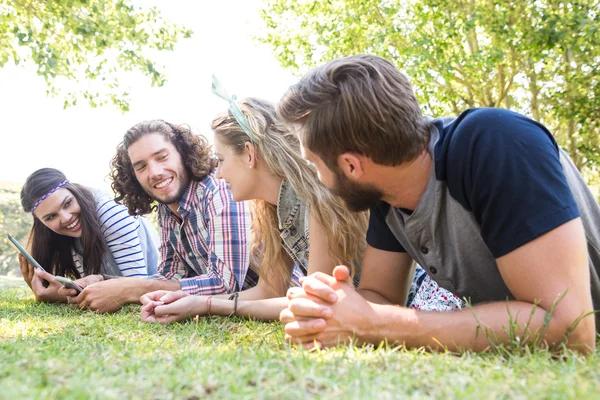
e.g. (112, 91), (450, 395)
(127, 132), (190, 206)
(33, 188), (83, 238)
(213, 137), (255, 202)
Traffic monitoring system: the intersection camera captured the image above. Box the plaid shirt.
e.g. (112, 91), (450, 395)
(150, 171), (256, 295)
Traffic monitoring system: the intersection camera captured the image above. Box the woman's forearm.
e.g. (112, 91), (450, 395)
(209, 296), (290, 321)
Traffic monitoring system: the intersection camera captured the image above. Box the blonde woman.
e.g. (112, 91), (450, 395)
(140, 98), (461, 323)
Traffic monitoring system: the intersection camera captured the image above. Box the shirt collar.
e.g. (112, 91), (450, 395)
(276, 179), (302, 230)
(160, 179), (200, 220)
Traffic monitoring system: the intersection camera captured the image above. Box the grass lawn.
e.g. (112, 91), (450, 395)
(1, 277), (599, 399)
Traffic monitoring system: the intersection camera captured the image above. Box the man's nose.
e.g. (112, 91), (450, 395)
(147, 162), (163, 180)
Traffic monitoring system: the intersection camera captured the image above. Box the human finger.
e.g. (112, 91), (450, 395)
(30, 273), (45, 295)
(284, 318), (327, 337)
(159, 290), (189, 304)
(306, 271), (338, 287)
(57, 286), (78, 297)
(302, 278), (338, 303)
(279, 307), (296, 324)
(140, 290), (171, 305)
(141, 302), (161, 323)
(153, 302), (192, 319)
(332, 265), (352, 284)
(284, 332), (321, 346)
(289, 297), (333, 319)
(18, 255), (34, 284)
(286, 286), (308, 300)
(34, 269), (56, 283)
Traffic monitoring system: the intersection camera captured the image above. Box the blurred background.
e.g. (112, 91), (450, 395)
(1, 0), (598, 275)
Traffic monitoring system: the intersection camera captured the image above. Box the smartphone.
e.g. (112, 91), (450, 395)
(7, 233), (46, 272)
(53, 276), (84, 294)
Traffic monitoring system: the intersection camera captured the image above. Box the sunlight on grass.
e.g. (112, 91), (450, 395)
(0, 283), (599, 399)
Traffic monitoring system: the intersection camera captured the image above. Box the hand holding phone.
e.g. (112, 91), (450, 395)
(54, 276), (84, 294)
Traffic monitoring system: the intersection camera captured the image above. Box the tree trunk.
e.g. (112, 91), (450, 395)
(563, 48), (583, 170)
(527, 60), (541, 121)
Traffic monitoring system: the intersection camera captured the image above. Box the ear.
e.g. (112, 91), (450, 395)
(244, 142), (258, 168)
(336, 153), (365, 179)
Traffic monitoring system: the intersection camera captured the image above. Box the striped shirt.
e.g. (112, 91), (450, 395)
(150, 171), (256, 295)
(72, 193), (152, 277)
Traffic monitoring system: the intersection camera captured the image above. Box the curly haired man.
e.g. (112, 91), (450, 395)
(60, 120), (256, 313)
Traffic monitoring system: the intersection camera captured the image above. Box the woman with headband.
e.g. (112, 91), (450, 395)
(139, 88), (461, 323)
(19, 167), (159, 303)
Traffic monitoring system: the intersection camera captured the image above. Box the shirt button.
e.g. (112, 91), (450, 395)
(188, 252), (194, 257)
(429, 266), (438, 274)
(420, 246), (429, 254)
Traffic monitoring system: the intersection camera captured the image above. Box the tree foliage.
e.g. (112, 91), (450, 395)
(0, 0), (192, 111)
(0, 185), (31, 276)
(259, 0), (600, 182)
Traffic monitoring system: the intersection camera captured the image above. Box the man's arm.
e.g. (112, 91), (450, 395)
(356, 245), (414, 305)
(283, 218), (596, 353)
(66, 276), (180, 313)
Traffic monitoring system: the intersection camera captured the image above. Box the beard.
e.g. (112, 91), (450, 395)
(146, 167), (191, 206)
(330, 170), (383, 212)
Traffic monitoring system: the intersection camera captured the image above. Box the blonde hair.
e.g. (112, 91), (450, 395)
(211, 98), (368, 289)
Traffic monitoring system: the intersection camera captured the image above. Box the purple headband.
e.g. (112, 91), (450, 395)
(30, 180), (70, 213)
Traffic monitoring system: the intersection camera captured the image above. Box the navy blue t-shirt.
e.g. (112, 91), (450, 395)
(367, 108), (580, 259)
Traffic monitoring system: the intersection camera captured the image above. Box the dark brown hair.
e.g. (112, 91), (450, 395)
(110, 120), (217, 215)
(20, 168), (108, 279)
(277, 54), (430, 169)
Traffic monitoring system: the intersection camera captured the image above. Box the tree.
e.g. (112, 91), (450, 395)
(0, 185), (32, 276)
(259, 0), (600, 183)
(1, 0), (192, 111)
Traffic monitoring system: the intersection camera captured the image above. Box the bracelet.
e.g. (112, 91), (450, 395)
(228, 292), (239, 316)
(206, 296), (213, 316)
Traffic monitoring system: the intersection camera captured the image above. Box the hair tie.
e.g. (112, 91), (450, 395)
(30, 180), (69, 213)
(211, 74), (258, 143)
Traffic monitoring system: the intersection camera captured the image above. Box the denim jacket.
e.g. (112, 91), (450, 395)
(277, 179), (310, 275)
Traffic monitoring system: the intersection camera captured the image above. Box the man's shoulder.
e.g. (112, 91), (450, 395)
(434, 108), (557, 179)
(439, 108), (554, 150)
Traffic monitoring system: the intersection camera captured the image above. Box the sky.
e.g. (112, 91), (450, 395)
(0, 0), (297, 191)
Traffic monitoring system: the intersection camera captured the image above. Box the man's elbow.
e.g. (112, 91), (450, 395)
(550, 312), (596, 355)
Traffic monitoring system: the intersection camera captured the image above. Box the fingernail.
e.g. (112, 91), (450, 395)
(329, 294), (337, 302)
(322, 309), (333, 318)
(314, 319), (326, 329)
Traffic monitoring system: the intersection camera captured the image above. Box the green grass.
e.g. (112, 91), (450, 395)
(1, 277), (600, 399)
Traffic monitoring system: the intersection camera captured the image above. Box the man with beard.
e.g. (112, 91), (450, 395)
(278, 54), (600, 354)
(58, 120), (256, 312)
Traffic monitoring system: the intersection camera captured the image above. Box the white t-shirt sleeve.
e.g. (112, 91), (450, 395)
(97, 197), (148, 277)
